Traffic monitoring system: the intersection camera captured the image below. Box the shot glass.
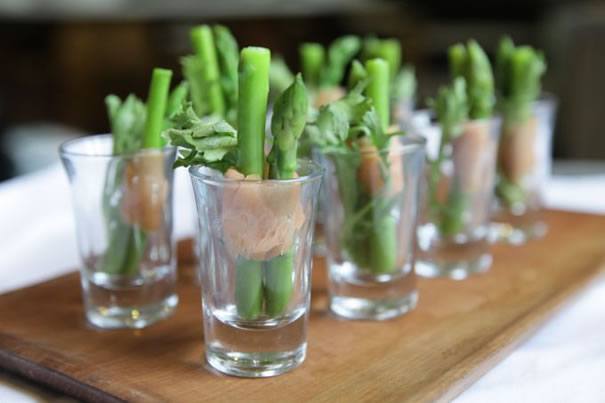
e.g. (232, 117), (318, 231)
(60, 134), (178, 329)
(414, 116), (501, 280)
(318, 135), (426, 320)
(492, 94), (558, 244)
(190, 160), (322, 378)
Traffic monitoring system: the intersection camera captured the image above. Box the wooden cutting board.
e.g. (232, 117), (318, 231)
(1, 210), (604, 403)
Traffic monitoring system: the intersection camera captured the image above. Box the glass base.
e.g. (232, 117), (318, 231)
(328, 260), (418, 321)
(206, 343), (306, 378)
(85, 294), (178, 329)
(490, 221), (547, 245)
(415, 253), (492, 280)
(330, 290), (418, 321)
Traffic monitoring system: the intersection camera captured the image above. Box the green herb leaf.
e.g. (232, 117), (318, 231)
(164, 103), (237, 169)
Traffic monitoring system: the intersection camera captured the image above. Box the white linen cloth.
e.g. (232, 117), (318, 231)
(0, 163), (604, 402)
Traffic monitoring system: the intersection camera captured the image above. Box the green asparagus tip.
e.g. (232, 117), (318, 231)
(348, 59), (367, 90)
(269, 73), (308, 179)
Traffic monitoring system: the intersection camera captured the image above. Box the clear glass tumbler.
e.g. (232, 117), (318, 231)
(414, 117), (501, 280)
(190, 160), (322, 378)
(492, 94), (558, 244)
(319, 135), (426, 320)
(60, 135), (178, 329)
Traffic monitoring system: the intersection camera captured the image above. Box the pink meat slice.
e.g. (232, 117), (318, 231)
(222, 168), (306, 261)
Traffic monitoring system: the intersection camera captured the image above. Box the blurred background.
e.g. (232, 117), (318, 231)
(0, 0), (603, 180)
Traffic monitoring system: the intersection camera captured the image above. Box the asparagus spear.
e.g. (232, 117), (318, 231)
(143, 68), (173, 149)
(365, 58), (390, 132)
(363, 37), (401, 80)
(165, 81), (189, 119)
(319, 36), (361, 88)
(364, 58), (397, 274)
(237, 47), (270, 176)
(119, 68), (172, 273)
(103, 96), (146, 275)
(264, 74), (308, 315)
(191, 25), (226, 117)
(392, 65), (416, 104)
(348, 60), (367, 90)
(269, 56), (295, 100)
(234, 47), (271, 319)
(363, 36), (416, 105)
(448, 40), (495, 120)
(300, 43), (324, 89)
(213, 25), (239, 124)
(427, 78), (470, 236)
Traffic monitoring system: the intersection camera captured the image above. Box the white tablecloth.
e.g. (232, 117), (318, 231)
(0, 163), (604, 402)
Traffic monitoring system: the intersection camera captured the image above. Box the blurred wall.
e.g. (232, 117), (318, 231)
(0, 0), (603, 180)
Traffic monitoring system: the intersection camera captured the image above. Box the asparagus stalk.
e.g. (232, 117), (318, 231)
(237, 47), (270, 176)
(213, 25), (239, 125)
(166, 81), (188, 114)
(320, 36), (361, 88)
(269, 56), (295, 100)
(364, 58), (397, 274)
(120, 68), (172, 273)
(363, 37), (417, 105)
(103, 95), (145, 275)
(191, 25), (225, 117)
(143, 68), (173, 149)
(428, 78), (470, 237)
(364, 37), (401, 80)
(300, 43), (324, 89)
(365, 58), (390, 132)
(347, 60), (367, 90)
(265, 74), (308, 315)
(235, 47), (271, 319)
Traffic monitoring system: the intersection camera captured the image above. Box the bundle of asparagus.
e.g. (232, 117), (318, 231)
(426, 40), (496, 237)
(182, 24), (239, 125)
(308, 57), (404, 274)
(101, 68), (182, 275)
(166, 47), (310, 319)
(268, 36), (360, 109)
(495, 37), (547, 206)
(362, 36), (417, 116)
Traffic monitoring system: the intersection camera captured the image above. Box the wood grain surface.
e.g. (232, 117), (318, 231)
(1, 210), (604, 403)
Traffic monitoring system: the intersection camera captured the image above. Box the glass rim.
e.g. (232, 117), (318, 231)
(322, 133), (426, 158)
(59, 133), (176, 159)
(188, 158), (324, 186)
(412, 109), (502, 124)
